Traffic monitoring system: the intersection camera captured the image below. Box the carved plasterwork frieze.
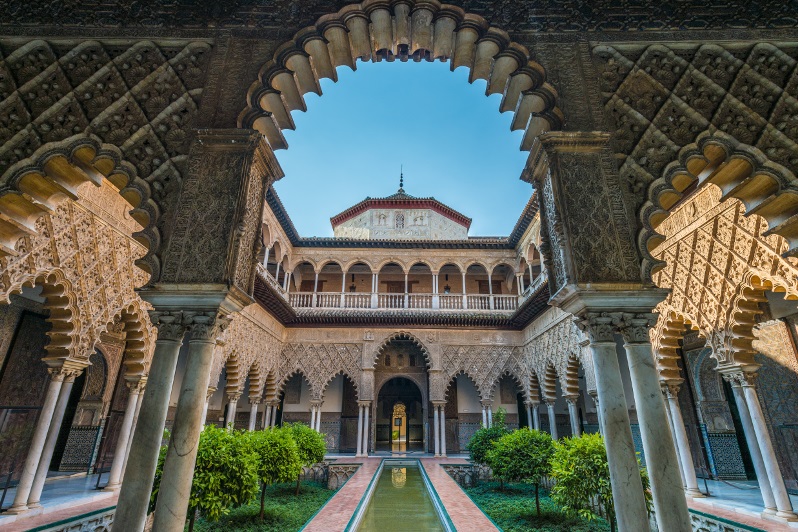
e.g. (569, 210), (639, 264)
(0, 198), (153, 364)
(651, 185), (798, 372)
(278, 342), (362, 401)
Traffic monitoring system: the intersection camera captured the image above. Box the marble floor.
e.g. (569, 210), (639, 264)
(0, 472), (115, 527)
(690, 478), (798, 525)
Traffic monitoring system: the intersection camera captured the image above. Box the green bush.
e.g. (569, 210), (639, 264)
(549, 433), (651, 532)
(286, 423), (326, 494)
(150, 425), (260, 531)
(246, 427), (303, 520)
(466, 407), (508, 465)
(486, 428), (554, 515)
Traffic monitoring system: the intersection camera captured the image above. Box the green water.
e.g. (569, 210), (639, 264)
(357, 463), (445, 531)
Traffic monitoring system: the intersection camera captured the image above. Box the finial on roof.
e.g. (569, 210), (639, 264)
(399, 165), (404, 192)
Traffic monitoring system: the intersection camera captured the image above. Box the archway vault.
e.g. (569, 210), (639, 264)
(238, 0), (563, 152)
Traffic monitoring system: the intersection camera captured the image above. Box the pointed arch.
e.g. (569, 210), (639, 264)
(373, 331), (432, 368)
(541, 363), (559, 403)
(445, 370), (479, 401)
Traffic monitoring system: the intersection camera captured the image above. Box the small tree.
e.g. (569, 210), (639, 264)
(287, 422), (326, 494)
(549, 433), (651, 532)
(466, 407), (508, 465)
(247, 426), (302, 520)
(486, 428), (554, 514)
(149, 425), (259, 531)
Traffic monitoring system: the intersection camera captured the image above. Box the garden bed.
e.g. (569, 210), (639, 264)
(464, 481), (611, 532)
(190, 481), (335, 531)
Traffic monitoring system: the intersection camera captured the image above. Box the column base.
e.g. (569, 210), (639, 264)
(685, 488), (705, 498)
(763, 508), (778, 516)
(775, 510), (798, 522)
(4, 504), (29, 515)
(104, 483), (122, 492)
(26, 502), (42, 510)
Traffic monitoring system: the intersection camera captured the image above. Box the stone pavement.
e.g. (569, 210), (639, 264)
(303, 457), (380, 532)
(420, 457), (498, 532)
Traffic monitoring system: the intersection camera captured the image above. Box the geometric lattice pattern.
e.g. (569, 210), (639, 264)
(594, 43), (798, 209)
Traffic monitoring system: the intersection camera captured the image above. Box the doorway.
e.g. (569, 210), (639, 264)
(376, 377), (424, 452)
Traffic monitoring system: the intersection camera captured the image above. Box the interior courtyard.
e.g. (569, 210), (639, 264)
(1, 1), (798, 531)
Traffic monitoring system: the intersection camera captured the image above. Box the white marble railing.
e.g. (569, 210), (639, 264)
(288, 292), (520, 312)
(257, 264), (287, 299)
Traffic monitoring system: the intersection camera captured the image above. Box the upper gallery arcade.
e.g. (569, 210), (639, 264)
(1, 1), (798, 532)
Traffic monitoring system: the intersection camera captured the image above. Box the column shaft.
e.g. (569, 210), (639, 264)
(625, 342), (691, 532)
(433, 407), (440, 456)
(29, 376), (77, 507)
(362, 405), (370, 455)
(532, 405), (540, 431)
(7, 372), (66, 513)
(547, 403), (558, 440)
(225, 399), (238, 429)
(248, 402), (258, 431)
(440, 407), (447, 457)
(591, 341), (649, 532)
(152, 329), (218, 532)
(114, 331), (184, 531)
(742, 381), (796, 519)
(356, 405), (364, 456)
(122, 386), (146, 478)
(665, 386), (704, 498)
(526, 405), (532, 429)
(487, 406), (493, 427)
(104, 385), (141, 491)
(481, 407), (487, 428)
(264, 405), (272, 429)
(567, 400), (580, 437)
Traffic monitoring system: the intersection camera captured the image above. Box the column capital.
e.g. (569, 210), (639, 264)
(356, 400), (372, 408)
(187, 311), (231, 342)
(616, 312), (658, 344)
(575, 312), (619, 343)
(226, 392), (242, 402)
(431, 400), (446, 408)
(661, 381), (682, 399)
(248, 397), (261, 405)
(563, 393), (580, 405)
(148, 310), (189, 341)
(720, 368), (758, 387)
(310, 400), (324, 407)
(48, 360), (86, 381)
(126, 378), (148, 394)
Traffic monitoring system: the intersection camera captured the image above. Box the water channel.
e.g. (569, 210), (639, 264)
(354, 460), (448, 531)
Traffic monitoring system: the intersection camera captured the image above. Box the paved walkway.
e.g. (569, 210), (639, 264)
(420, 458), (498, 532)
(686, 479), (798, 531)
(303, 458), (381, 532)
(0, 473), (117, 531)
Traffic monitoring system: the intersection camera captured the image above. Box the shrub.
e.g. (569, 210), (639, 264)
(548, 433), (651, 532)
(150, 425), (260, 531)
(466, 407), (508, 465)
(486, 428), (554, 515)
(246, 427), (303, 520)
(286, 422), (326, 494)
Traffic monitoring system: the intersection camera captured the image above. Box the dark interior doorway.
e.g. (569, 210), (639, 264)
(376, 377), (424, 452)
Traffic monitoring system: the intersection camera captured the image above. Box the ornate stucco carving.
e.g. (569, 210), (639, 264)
(650, 185), (798, 373)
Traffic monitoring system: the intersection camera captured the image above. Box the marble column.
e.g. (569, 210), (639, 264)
(264, 404), (273, 429)
(433, 406), (440, 456)
(248, 400), (260, 431)
(225, 394), (240, 430)
(152, 313), (227, 532)
(565, 395), (580, 437)
(122, 379), (147, 478)
(620, 314), (691, 532)
(589, 391), (603, 434)
(724, 379), (775, 512)
(7, 367), (69, 514)
(481, 406), (487, 428)
(362, 402), (370, 455)
(487, 405), (493, 427)
(734, 372), (796, 520)
(28, 370), (81, 508)
(577, 314), (649, 532)
(440, 406), (447, 457)
(532, 403), (540, 431)
(356, 403), (364, 456)
(309, 405), (317, 431)
(201, 386), (216, 428)
(104, 380), (145, 492)
(311, 401), (323, 432)
(525, 403), (533, 429)
(546, 402), (558, 440)
(662, 383), (704, 498)
(114, 312), (187, 531)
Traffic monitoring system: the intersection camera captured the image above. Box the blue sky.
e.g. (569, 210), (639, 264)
(273, 60), (532, 237)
